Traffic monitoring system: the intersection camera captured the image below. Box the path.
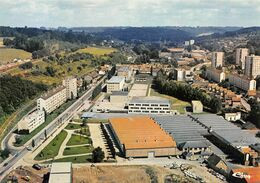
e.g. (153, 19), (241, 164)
(56, 130), (72, 159)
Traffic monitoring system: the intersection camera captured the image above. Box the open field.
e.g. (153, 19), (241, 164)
(0, 48), (31, 64)
(150, 88), (191, 114)
(66, 134), (92, 146)
(76, 47), (117, 56)
(35, 130), (68, 161)
(63, 145), (93, 156)
(0, 37), (4, 48)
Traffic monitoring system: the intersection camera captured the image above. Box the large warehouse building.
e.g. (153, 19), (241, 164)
(109, 116), (178, 158)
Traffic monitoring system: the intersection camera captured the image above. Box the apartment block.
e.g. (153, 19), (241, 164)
(106, 76), (125, 93)
(37, 86), (67, 114)
(228, 74), (256, 91)
(212, 52), (224, 68)
(18, 110), (45, 133)
(173, 68), (193, 81)
(128, 96), (171, 115)
(206, 68), (226, 83)
(117, 66), (133, 80)
(62, 76), (78, 100)
(236, 48), (249, 69)
(245, 55), (260, 79)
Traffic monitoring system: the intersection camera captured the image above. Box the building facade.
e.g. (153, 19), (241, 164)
(37, 86), (67, 114)
(173, 68), (193, 81)
(192, 100), (203, 113)
(117, 66), (133, 81)
(212, 52), (224, 68)
(106, 76), (125, 93)
(245, 55), (260, 79)
(128, 96), (171, 115)
(62, 77), (78, 100)
(18, 110), (45, 133)
(206, 68), (226, 83)
(236, 48), (249, 69)
(228, 74), (256, 92)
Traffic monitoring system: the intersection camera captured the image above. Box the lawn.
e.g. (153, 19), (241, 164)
(150, 88), (191, 114)
(52, 155), (92, 163)
(66, 134), (91, 146)
(65, 123), (82, 130)
(76, 47), (117, 56)
(35, 130), (68, 161)
(14, 99), (76, 147)
(74, 127), (90, 136)
(0, 48), (31, 64)
(86, 118), (109, 123)
(63, 146), (93, 156)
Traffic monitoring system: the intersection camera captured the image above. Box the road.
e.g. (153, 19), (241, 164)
(0, 75), (107, 180)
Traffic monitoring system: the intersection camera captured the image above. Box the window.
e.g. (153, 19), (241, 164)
(142, 104), (149, 106)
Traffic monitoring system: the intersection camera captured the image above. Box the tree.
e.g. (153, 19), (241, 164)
(14, 136), (22, 145)
(44, 130), (47, 139)
(32, 139), (35, 148)
(92, 147), (105, 163)
(0, 148), (10, 159)
(82, 118), (87, 127)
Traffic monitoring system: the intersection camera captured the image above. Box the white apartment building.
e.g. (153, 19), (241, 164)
(106, 76), (125, 93)
(206, 68), (226, 83)
(128, 96), (171, 115)
(62, 77), (78, 100)
(212, 52), (224, 68)
(245, 55), (260, 79)
(18, 110), (45, 133)
(228, 74), (256, 91)
(173, 68), (193, 81)
(236, 48), (249, 69)
(37, 86), (67, 114)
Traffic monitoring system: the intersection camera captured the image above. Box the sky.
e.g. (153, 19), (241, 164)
(0, 0), (260, 27)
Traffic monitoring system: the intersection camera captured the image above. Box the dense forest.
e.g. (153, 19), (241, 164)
(0, 75), (47, 117)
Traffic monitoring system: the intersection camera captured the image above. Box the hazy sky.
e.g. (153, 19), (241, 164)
(0, 0), (260, 27)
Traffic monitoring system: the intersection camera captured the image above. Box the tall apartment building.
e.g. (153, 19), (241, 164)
(106, 76), (125, 93)
(128, 96), (171, 115)
(37, 86), (67, 114)
(236, 48), (249, 69)
(62, 77), (78, 100)
(205, 68), (226, 83)
(245, 55), (260, 79)
(212, 52), (224, 68)
(228, 74), (256, 91)
(18, 110), (45, 133)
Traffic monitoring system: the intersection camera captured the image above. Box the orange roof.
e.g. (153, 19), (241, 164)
(232, 167), (260, 183)
(109, 116), (176, 150)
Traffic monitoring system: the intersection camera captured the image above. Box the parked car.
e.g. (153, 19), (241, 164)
(32, 164), (42, 170)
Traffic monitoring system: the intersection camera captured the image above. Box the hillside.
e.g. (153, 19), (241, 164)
(0, 48), (32, 64)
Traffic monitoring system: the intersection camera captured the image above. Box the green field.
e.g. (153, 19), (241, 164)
(52, 155), (92, 163)
(66, 134), (91, 146)
(35, 130), (68, 161)
(65, 123), (82, 130)
(150, 88), (191, 114)
(75, 127), (90, 136)
(76, 47), (117, 56)
(63, 146), (93, 156)
(0, 48), (31, 64)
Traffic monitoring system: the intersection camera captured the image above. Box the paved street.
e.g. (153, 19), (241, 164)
(0, 75), (107, 180)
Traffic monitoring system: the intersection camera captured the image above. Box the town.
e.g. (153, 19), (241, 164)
(0, 3), (260, 183)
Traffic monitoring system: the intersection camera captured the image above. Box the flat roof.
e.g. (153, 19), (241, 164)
(49, 174), (71, 183)
(50, 162), (71, 174)
(192, 100), (203, 106)
(40, 86), (66, 100)
(109, 116), (176, 150)
(130, 96), (170, 105)
(111, 91), (128, 96)
(232, 167), (260, 183)
(107, 76), (125, 83)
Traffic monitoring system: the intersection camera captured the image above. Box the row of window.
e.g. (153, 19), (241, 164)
(129, 103), (169, 107)
(129, 110), (171, 114)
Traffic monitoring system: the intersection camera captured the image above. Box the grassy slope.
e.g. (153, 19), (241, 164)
(65, 123), (82, 130)
(35, 130), (68, 160)
(0, 48), (31, 64)
(52, 154), (92, 163)
(150, 88), (191, 114)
